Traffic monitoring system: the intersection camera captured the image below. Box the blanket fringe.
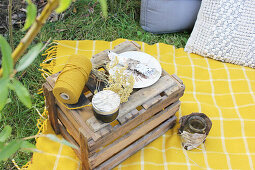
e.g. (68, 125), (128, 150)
(20, 42), (59, 170)
(40, 41), (58, 75)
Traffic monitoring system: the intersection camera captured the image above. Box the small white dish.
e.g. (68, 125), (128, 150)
(108, 51), (162, 88)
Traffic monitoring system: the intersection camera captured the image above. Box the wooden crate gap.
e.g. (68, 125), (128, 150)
(160, 91), (165, 97)
(136, 105), (143, 111)
(110, 119), (119, 127)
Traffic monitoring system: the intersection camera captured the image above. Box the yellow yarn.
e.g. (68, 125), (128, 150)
(53, 54), (92, 104)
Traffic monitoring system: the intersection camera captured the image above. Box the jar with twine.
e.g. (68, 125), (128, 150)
(178, 113), (212, 150)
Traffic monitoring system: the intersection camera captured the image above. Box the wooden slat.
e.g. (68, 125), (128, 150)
(43, 83), (60, 134)
(161, 69), (169, 76)
(45, 72), (59, 88)
(130, 109), (139, 117)
(78, 106), (94, 122)
(139, 108), (146, 114)
(99, 128), (110, 137)
(86, 117), (112, 133)
(164, 81), (183, 97)
(118, 75), (177, 119)
(125, 113), (132, 120)
(57, 107), (80, 145)
(94, 116), (177, 170)
(142, 94), (162, 109)
(89, 101), (180, 168)
(91, 41), (141, 68)
(171, 74), (184, 85)
(57, 100), (100, 141)
(58, 122), (81, 160)
(117, 109), (140, 124)
(80, 130), (91, 170)
(88, 95), (182, 152)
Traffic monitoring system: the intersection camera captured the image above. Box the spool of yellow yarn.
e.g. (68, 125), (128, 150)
(53, 54), (92, 104)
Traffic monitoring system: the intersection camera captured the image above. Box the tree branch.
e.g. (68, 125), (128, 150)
(8, 0), (14, 50)
(0, 0), (60, 77)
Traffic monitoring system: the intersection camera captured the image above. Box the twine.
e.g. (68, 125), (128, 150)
(56, 98), (92, 110)
(53, 54), (92, 104)
(180, 131), (206, 150)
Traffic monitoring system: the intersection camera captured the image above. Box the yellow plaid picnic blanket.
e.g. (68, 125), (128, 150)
(27, 39), (255, 170)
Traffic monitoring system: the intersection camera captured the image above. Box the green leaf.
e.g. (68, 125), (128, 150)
(0, 35), (13, 78)
(99, 0), (108, 18)
(23, 0), (37, 31)
(183, 37), (188, 44)
(55, 0), (72, 13)
(16, 43), (43, 72)
(5, 98), (11, 105)
(12, 79), (32, 108)
(46, 134), (78, 150)
(0, 125), (12, 142)
(20, 140), (36, 152)
(0, 140), (22, 161)
(0, 142), (4, 149)
(0, 78), (10, 111)
(137, 31), (142, 36)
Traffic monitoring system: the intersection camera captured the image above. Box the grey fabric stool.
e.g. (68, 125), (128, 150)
(140, 0), (202, 34)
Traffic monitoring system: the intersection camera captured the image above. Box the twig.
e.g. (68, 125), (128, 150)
(8, 0), (14, 50)
(0, 0), (60, 77)
(34, 106), (47, 120)
(11, 159), (21, 170)
(17, 70), (27, 80)
(22, 134), (42, 140)
(39, 37), (52, 53)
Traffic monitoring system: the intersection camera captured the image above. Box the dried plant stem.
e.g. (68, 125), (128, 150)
(0, 0), (60, 77)
(8, 0), (14, 50)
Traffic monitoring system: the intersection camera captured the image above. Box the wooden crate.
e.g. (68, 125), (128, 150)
(43, 41), (185, 170)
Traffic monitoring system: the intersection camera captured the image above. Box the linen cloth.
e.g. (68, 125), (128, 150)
(27, 39), (255, 170)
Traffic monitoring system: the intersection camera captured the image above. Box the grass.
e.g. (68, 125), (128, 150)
(0, 0), (190, 169)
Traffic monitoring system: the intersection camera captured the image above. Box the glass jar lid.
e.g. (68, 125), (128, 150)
(92, 90), (120, 115)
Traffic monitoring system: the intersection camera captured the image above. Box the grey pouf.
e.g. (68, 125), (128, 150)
(140, 0), (202, 34)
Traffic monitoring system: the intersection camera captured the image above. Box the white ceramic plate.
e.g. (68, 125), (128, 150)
(109, 51), (162, 88)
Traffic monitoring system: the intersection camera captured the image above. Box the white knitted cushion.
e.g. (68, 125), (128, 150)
(185, 0), (255, 68)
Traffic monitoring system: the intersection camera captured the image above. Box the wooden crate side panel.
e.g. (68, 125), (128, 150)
(118, 79), (183, 124)
(57, 102), (83, 132)
(43, 83), (60, 134)
(80, 131), (91, 170)
(57, 108), (80, 145)
(88, 93), (182, 153)
(57, 100), (100, 141)
(58, 121), (81, 160)
(116, 86), (183, 129)
(89, 101), (180, 168)
(94, 116), (177, 170)
(118, 75), (177, 120)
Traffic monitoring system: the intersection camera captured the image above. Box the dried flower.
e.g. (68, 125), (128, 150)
(104, 56), (134, 103)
